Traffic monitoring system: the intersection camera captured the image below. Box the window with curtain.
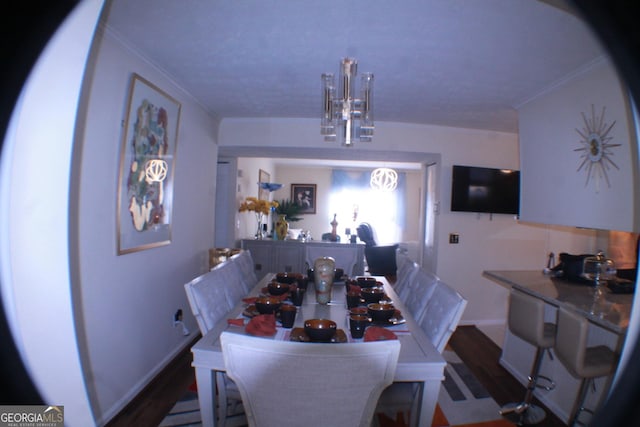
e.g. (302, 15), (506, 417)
(328, 169), (406, 244)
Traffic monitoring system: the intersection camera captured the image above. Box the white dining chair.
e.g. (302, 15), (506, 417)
(184, 270), (234, 333)
(393, 250), (419, 299)
(210, 258), (248, 309)
(376, 278), (467, 426)
(418, 280), (467, 353)
(399, 267), (439, 323)
(184, 271), (246, 427)
(221, 332), (401, 427)
(229, 249), (258, 293)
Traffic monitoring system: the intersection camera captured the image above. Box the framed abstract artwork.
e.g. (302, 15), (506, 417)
(117, 73), (182, 254)
(291, 183), (317, 214)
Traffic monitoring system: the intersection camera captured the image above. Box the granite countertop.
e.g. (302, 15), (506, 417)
(484, 270), (633, 334)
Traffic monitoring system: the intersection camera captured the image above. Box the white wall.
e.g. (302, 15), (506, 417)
(518, 58), (638, 232)
(74, 26), (220, 424)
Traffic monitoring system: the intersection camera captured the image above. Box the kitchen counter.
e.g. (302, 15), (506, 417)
(483, 270), (632, 334)
(484, 270), (630, 422)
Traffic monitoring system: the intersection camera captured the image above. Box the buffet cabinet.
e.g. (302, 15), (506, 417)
(240, 239), (365, 279)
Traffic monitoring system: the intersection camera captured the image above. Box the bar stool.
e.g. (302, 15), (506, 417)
(500, 289), (556, 425)
(555, 306), (619, 427)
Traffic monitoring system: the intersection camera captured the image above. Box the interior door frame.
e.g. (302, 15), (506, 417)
(218, 146), (440, 272)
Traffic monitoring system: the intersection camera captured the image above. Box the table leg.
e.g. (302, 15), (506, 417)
(414, 380), (439, 427)
(195, 366), (217, 427)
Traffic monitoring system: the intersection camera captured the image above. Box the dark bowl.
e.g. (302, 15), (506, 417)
(361, 287), (385, 304)
(349, 306), (369, 316)
(368, 303), (396, 323)
(356, 276), (379, 288)
(275, 272), (301, 285)
(304, 318), (337, 342)
(254, 296), (282, 314)
(267, 281), (290, 296)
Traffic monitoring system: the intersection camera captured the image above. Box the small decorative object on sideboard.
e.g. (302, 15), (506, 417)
(275, 214), (289, 240)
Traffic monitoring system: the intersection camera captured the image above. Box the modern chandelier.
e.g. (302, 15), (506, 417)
(321, 58), (374, 147)
(370, 167), (398, 191)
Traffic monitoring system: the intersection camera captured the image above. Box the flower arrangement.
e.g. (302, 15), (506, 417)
(238, 196), (278, 215)
(239, 197), (279, 238)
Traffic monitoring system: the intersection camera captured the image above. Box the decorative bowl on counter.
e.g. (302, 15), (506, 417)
(304, 318), (337, 342)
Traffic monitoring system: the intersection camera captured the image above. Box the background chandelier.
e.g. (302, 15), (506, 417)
(370, 167), (398, 191)
(321, 58), (374, 147)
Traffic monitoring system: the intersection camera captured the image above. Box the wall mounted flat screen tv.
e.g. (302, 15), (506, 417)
(451, 165), (520, 215)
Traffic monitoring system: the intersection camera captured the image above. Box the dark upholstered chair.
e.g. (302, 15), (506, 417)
(365, 244), (399, 276)
(356, 222), (376, 246)
(356, 223), (398, 276)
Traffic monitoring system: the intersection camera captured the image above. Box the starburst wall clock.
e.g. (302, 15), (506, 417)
(574, 104), (621, 191)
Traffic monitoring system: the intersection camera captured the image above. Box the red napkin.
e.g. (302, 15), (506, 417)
(242, 297), (257, 304)
(364, 326), (398, 342)
(227, 318), (245, 327)
(245, 314), (277, 336)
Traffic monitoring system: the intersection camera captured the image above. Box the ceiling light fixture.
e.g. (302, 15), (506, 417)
(321, 58), (374, 147)
(370, 167), (398, 191)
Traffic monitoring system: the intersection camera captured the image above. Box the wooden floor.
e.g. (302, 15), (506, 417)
(449, 326), (566, 427)
(105, 325), (566, 426)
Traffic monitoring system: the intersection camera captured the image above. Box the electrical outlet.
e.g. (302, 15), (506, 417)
(449, 233), (459, 244)
(173, 309), (183, 325)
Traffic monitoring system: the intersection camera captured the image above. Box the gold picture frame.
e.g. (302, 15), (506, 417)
(117, 73), (181, 254)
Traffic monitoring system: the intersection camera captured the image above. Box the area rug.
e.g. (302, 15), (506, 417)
(160, 351), (513, 427)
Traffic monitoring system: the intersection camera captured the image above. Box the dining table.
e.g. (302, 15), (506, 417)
(190, 272), (446, 427)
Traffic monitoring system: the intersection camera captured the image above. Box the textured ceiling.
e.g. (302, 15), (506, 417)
(101, 0), (605, 134)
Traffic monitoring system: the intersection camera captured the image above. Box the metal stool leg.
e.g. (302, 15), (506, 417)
(500, 346), (549, 425)
(568, 378), (593, 427)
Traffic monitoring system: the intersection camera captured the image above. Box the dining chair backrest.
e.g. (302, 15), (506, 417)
(400, 267), (439, 320)
(184, 270), (234, 335)
(184, 268), (247, 426)
(220, 332), (401, 427)
(229, 249), (258, 293)
(393, 250), (419, 299)
(211, 259), (247, 309)
(418, 280), (467, 353)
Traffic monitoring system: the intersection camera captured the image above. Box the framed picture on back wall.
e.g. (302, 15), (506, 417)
(291, 184), (317, 214)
